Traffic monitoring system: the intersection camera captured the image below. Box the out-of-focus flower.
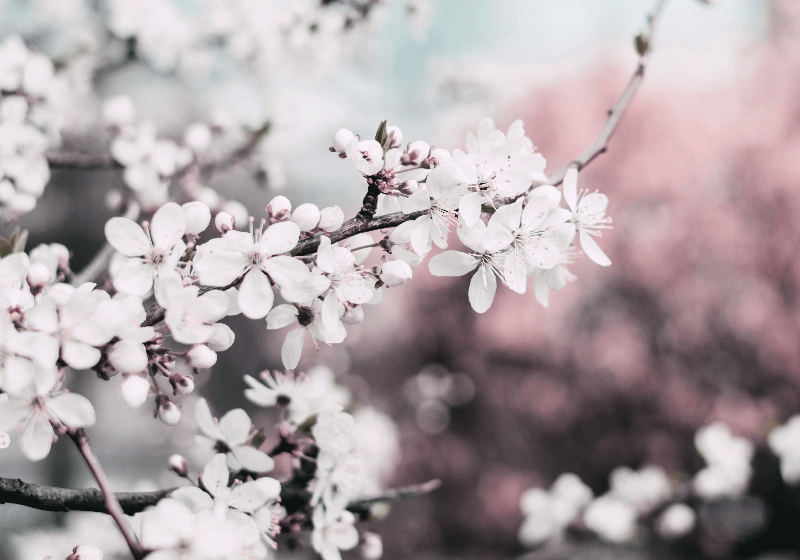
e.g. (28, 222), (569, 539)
(583, 495), (637, 543)
(656, 503), (696, 539)
(768, 415), (800, 484)
(692, 422), (753, 499)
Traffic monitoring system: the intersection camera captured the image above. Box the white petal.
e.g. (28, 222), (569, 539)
(426, 165), (460, 200)
(428, 251), (478, 277)
(105, 218), (150, 257)
(261, 255), (310, 289)
(267, 304), (299, 329)
(456, 219), (487, 253)
(279, 273), (331, 303)
(238, 269), (274, 319)
(195, 291), (230, 324)
(206, 323), (235, 351)
(201, 453), (229, 497)
(113, 261), (154, 296)
(468, 266), (497, 313)
(182, 201), (211, 235)
(321, 291), (339, 333)
(21, 412), (54, 461)
(261, 221), (300, 256)
(25, 296), (58, 333)
(482, 223), (514, 253)
(228, 480), (271, 511)
(150, 202), (186, 249)
(401, 189), (432, 214)
(48, 393), (96, 428)
(315, 236), (337, 274)
(193, 241), (250, 287)
(410, 217), (432, 255)
(220, 408), (251, 446)
(195, 398), (224, 440)
(232, 446), (275, 474)
(281, 327), (306, 370)
(458, 191), (483, 227)
(62, 340), (102, 370)
(170, 486), (214, 513)
(579, 230), (612, 266)
(534, 274), (550, 308)
(563, 167), (578, 211)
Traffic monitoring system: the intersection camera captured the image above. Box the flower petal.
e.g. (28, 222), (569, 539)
(562, 167), (578, 211)
(428, 251), (479, 277)
(468, 266), (497, 313)
(21, 412), (54, 461)
(281, 327), (306, 370)
(61, 340), (102, 370)
(220, 408), (251, 446)
(195, 398), (224, 440)
(231, 447), (275, 475)
(579, 230), (611, 266)
(150, 202), (186, 249)
(261, 221), (300, 256)
(48, 393), (96, 428)
(105, 217), (150, 257)
(238, 268), (274, 320)
(266, 304), (299, 329)
(113, 261), (154, 297)
(261, 256), (310, 290)
(201, 453), (229, 497)
(459, 191), (483, 227)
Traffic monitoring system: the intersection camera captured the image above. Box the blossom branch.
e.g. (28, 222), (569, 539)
(66, 428), (145, 560)
(71, 201), (141, 287)
(544, 0), (668, 188)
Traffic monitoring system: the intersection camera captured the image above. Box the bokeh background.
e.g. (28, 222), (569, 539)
(4, 0), (800, 559)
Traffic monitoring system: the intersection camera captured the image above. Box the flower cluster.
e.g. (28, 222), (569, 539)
(0, 35), (63, 220)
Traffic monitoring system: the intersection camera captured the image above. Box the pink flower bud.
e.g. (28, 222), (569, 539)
(120, 375), (150, 408)
(68, 545), (104, 560)
(222, 201), (249, 227)
(182, 201), (211, 235)
(168, 454), (189, 477)
(186, 344), (217, 368)
(26, 262), (51, 290)
(50, 243), (70, 270)
(170, 374), (195, 396)
(207, 323), (235, 352)
(399, 180), (419, 195)
(267, 195), (292, 216)
(214, 211), (235, 233)
(157, 398), (182, 425)
(332, 128), (355, 153)
(386, 126), (403, 149)
(318, 205), (344, 232)
(292, 203), (321, 231)
(109, 340), (148, 374)
(361, 532), (383, 560)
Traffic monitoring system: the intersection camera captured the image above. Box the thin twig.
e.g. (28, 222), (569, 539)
(67, 428), (145, 559)
(71, 201), (141, 287)
(347, 479), (441, 509)
(544, 0), (668, 187)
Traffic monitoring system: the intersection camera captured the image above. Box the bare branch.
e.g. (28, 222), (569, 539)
(545, 0), (668, 187)
(347, 479), (442, 510)
(46, 151), (119, 170)
(71, 201), (141, 287)
(67, 428), (145, 559)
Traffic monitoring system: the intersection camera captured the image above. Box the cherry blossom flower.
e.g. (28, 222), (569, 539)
(562, 167), (612, 266)
(311, 503), (359, 560)
(194, 398), (274, 473)
(162, 283), (230, 345)
(104, 202), (188, 301)
(315, 236), (373, 306)
(0, 367), (95, 461)
(345, 137), (383, 175)
(193, 220), (314, 319)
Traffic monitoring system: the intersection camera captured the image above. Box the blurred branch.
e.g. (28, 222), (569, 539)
(45, 151), (119, 170)
(71, 201), (140, 287)
(66, 428), (145, 559)
(545, 0), (668, 187)
(347, 479), (442, 511)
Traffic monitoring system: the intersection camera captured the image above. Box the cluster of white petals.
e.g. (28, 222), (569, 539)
(692, 422), (753, 499)
(768, 415), (800, 484)
(0, 36), (63, 219)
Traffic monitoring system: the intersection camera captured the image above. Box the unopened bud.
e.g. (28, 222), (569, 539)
(361, 532), (383, 560)
(109, 340), (148, 374)
(186, 344), (217, 368)
(26, 262), (51, 291)
(170, 373), (195, 396)
(184, 122), (212, 153)
(157, 397), (182, 425)
(120, 375), (150, 408)
(398, 180), (419, 195)
(50, 243), (70, 270)
(332, 128), (355, 154)
(182, 201), (211, 235)
(214, 211), (235, 234)
(386, 126), (403, 149)
(318, 205), (344, 232)
(292, 203), (321, 232)
(168, 454), (189, 477)
(267, 196), (292, 222)
(67, 545), (103, 560)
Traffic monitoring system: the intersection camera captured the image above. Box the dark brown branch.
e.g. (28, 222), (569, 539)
(0, 476), (440, 518)
(46, 151), (119, 170)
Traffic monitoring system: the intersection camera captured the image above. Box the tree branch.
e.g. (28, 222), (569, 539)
(46, 151), (119, 170)
(544, 0), (668, 187)
(0, 476), (441, 518)
(67, 428), (145, 559)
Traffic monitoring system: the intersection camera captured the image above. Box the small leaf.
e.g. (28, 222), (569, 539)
(374, 120), (388, 145)
(11, 228), (28, 253)
(296, 414), (318, 435)
(635, 33), (649, 56)
(0, 237), (12, 258)
(480, 204), (496, 215)
(251, 428), (266, 449)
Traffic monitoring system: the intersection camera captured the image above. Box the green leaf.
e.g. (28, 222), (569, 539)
(11, 228), (28, 253)
(0, 237), (12, 258)
(251, 428), (266, 449)
(374, 120), (388, 146)
(296, 414), (318, 435)
(635, 33), (649, 56)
